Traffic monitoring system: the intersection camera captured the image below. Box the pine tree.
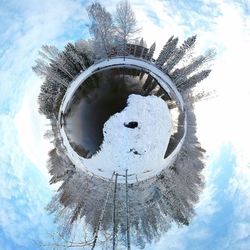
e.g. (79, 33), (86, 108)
(155, 36), (179, 67)
(34, 40), (96, 117)
(146, 42), (156, 61)
(139, 37), (147, 47)
(189, 90), (215, 103)
(171, 49), (215, 85)
(163, 35), (197, 73)
(177, 69), (211, 91)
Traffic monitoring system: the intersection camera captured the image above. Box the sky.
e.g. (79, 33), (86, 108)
(0, 0), (250, 249)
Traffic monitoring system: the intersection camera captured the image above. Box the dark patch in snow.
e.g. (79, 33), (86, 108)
(133, 150), (141, 155)
(127, 148), (141, 155)
(124, 121), (138, 129)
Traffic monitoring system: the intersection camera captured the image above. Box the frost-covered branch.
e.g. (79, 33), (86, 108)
(87, 2), (114, 58)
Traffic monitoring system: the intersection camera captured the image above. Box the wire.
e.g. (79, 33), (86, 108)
(125, 169), (131, 250)
(91, 172), (115, 250)
(112, 173), (118, 250)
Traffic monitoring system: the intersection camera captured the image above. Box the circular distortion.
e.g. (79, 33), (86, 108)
(58, 57), (186, 182)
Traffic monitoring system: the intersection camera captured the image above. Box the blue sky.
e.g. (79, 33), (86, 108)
(0, 0), (250, 249)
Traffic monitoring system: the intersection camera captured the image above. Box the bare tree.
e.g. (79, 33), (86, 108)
(87, 2), (114, 59)
(115, 0), (140, 58)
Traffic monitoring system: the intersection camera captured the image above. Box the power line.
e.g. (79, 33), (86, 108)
(112, 173), (118, 250)
(91, 172), (115, 250)
(125, 169), (131, 250)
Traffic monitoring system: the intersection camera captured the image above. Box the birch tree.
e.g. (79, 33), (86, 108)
(115, 0), (140, 58)
(87, 2), (114, 58)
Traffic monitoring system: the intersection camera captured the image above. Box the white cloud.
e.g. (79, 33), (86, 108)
(0, 0), (88, 176)
(0, 113), (55, 247)
(15, 76), (53, 179)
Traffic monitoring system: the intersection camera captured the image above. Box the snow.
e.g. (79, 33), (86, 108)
(58, 57), (187, 182)
(84, 94), (172, 179)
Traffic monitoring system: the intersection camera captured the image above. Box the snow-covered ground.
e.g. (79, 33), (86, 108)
(85, 94), (172, 179)
(59, 57), (186, 182)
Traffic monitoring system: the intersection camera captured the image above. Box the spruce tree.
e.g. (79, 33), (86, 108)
(146, 42), (156, 61)
(177, 69), (211, 91)
(155, 36), (178, 67)
(171, 49), (215, 85)
(163, 35), (197, 73)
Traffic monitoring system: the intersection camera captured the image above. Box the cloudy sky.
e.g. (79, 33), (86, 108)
(0, 0), (250, 249)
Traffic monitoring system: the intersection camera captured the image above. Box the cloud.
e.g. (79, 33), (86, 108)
(15, 76), (53, 179)
(0, 113), (56, 248)
(0, 0), (91, 248)
(0, 0), (90, 176)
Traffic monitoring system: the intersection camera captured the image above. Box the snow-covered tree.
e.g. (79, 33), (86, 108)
(188, 90), (216, 103)
(139, 38), (147, 47)
(171, 49), (215, 85)
(177, 69), (211, 91)
(163, 35), (197, 73)
(115, 0), (140, 58)
(87, 2), (114, 58)
(146, 42), (156, 61)
(155, 36), (179, 67)
(34, 41), (94, 117)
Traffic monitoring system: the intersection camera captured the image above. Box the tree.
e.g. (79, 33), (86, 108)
(171, 49), (215, 85)
(188, 90), (216, 103)
(87, 2), (114, 58)
(146, 42), (156, 61)
(34, 41), (95, 117)
(115, 0), (140, 58)
(155, 36), (179, 67)
(163, 35), (197, 73)
(177, 69), (211, 91)
(139, 38), (147, 47)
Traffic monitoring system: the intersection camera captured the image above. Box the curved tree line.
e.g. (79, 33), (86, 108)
(34, 1), (215, 249)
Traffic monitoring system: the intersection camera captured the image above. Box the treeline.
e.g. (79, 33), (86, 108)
(34, 0), (215, 118)
(44, 95), (205, 249)
(34, 41), (94, 118)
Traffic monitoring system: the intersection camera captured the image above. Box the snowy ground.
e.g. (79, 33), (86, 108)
(84, 94), (172, 179)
